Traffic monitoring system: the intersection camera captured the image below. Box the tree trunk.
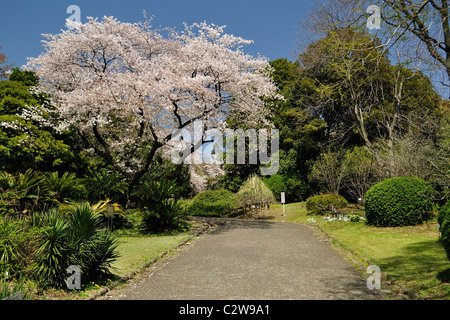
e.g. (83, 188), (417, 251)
(126, 141), (163, 203)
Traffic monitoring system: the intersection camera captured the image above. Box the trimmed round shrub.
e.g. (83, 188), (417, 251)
(306, 194), (348, 215)
(186, 189), (241, 217)
(365, 176), (434, 227)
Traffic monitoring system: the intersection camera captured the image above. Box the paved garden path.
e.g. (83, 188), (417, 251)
(110, 218), (384, 300)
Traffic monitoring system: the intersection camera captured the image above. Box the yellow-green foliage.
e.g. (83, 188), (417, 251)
(237, 175), (276, 206)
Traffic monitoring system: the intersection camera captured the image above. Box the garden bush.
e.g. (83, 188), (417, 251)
(32, 209), (72, 287)
(0, 170), (83, 213)
(83, 169), (127, 204)
(264, 175), (286, 201)
(0, 169), (45, 213)
(31, 203), (119, 288)
(42, 171), (81, 203)
(186, 189), (241, 217)
(133, 178), (183, 232)
(365, 176), (435, 227)
(438, 201), (450, 261)
(306, 194), (348, 215)
(285, 177), (313, 202)
(438, 200), (450, 229)
(0, 190), (23, 216)
(441, 217), (450, 261)
(0, 217), (39, 278)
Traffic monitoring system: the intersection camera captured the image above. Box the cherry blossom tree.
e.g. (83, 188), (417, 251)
(27, 16), (278, 191)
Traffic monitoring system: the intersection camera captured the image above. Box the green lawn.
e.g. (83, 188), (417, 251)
(250, 202), (450, 300)
(112, 232), (192, 277)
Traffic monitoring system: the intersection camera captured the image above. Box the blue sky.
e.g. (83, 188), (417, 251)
(0, 0), (315, 69)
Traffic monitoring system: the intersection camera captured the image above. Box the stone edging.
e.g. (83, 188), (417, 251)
(87, 219), (213, 300)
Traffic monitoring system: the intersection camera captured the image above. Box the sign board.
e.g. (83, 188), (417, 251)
(106, 204), (115, 218)
(281, 192), (286, 204)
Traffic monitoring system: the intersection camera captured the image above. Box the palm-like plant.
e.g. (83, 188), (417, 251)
(133, 179), (182, 232)
(67, 203), (119, 278)
(83, 169), (127, 203)
(0, 171), (15, 191)
(42, 171), (80, 203)
(32, 209), (71, 287)
(59, 199), (124, 220)
(79, 229), (119, 278)
(90, 199), (123, 218)
(67, 203), (102, 241)
(0, 169), (45, 213)
(12, 169), (44, 195)
(32, 203), (119, 288)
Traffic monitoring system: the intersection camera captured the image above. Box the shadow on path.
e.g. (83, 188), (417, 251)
(188, 216), (275, 234)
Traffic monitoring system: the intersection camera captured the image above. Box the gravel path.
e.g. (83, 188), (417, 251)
(106, 218), (384, 300)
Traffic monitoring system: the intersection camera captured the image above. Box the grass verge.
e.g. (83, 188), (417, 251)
(112, 231), (194, 277)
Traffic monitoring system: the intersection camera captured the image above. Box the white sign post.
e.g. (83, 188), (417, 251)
(281, 192), (286, 216)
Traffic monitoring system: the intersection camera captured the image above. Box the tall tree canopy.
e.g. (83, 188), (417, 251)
(0, 68), (75, 172)
(298, 29), (441, 175)
(293, 0), (449, 199)
(267, 28), (444, 200)
(300, 0), (450, 98)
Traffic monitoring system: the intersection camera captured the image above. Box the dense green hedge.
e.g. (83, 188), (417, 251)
(438, 201), (450, 228)
(264, 174), (312, 202)
(264, 175), (286, 202)
(185, 189), (241, 217)
(365, 176), (434, 227)
(439, 201), (450, 261)
(306, 194), (348, 215)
